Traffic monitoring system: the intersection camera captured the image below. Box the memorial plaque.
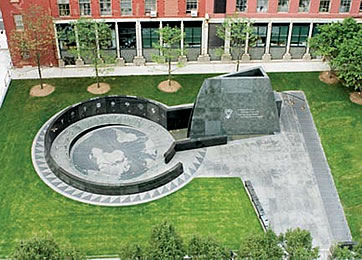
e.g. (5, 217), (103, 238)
(189, 66), (280, 138)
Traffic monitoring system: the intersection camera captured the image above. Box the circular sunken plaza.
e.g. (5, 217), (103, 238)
(32, 96), (206, 206)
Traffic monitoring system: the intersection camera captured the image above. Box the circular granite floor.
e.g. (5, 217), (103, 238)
(32, 112), (206, 206)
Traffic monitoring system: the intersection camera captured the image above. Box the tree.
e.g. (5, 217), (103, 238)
(330, 29), (362, 92)
(12, 236), (61, 260)
(148, 221), (186, 259)
(309, 18), (362, 91)
(188, 235), (229, 259)
(9, 6), (55, 89)
(331, 241), (362, 260)
(238, 229), (284, 260)
(12, 236), (85, 260)
(217, 15), (256, 72)
(279, 228), (319, 260)
(152, 25), (184, 87)
(59, 18), (114, 89)
(119, 243), (145, 260)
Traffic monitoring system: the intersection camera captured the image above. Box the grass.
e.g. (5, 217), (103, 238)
(0, 74), (262, 257)
(0, 72), (361, 256)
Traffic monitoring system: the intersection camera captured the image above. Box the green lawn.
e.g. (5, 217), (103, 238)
(0, 74), (262, 257)
(0, 72), (361, 256)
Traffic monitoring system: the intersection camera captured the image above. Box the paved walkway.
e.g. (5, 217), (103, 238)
(11, 60), (330, 79)
(195, 91), (351, 259)
(0, 49), (11, 107)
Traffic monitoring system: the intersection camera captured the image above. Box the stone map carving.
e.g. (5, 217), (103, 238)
(71, 126), (157, 181)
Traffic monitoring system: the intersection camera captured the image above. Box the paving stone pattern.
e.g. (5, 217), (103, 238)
(195, 91), (351, 255)
(291, 91), (352, 243)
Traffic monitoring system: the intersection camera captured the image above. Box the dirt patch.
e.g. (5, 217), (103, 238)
(319, 71), (339, 84)
(158, 80), (182, 93)
(87, 83), (111, 94)
(30, 84), (55, 97)
(350, 92), (362, 105)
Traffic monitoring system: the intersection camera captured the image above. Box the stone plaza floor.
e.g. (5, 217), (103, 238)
(194, 91), (351, 257)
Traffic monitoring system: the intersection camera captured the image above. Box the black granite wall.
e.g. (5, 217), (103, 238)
(44, 95), (191, 196)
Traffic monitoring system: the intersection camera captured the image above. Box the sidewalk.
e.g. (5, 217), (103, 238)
(0, 49), (11, 107)
(11, 60), (330, 80)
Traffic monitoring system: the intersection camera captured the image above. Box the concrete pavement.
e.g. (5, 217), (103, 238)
(0, 49), (11, 107)
(11, 60), (330, 79)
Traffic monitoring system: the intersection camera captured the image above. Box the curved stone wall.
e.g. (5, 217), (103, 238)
(43, 95), (185, 196)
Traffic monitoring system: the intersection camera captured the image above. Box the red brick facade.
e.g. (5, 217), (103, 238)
(1, 0), (361, 67)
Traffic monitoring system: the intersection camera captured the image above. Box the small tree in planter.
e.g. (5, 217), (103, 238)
(59, 18), (114, 94)
(152, 25), (185, 92)
(216, 15), (256, 72)
(9, 6), (55, 95)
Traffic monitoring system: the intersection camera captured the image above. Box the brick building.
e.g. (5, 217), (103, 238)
(0, 0), (361, 67)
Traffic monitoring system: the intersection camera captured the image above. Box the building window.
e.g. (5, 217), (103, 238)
(119, 23), (136, 48)
(271, 24), (289, 46)
(100, 0), (111, 15)
(185, 26), (201, 47)
(214, 0), (227, 13)
(339, 0), (351, 12)
(58, 0), (70, 16)
(257, 0), (268, 12)
(13, 14), (24, 30)
(278, 0), (289, 11)
(360, 0), (362, 11)
(79, 0), (91, 16)
(253, 24), (268, 47)
(186, 0), (198, 12)
(319, 0), (330, 12)
(142, 27), (158, 48)
(298, 0), (310, 12)
(291, 24), (309, 46)
(121, 0), (132, 15)
(145, 0), (156, 13)
(236, 0), (247, 11)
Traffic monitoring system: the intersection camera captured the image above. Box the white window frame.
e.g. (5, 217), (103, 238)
(13, 14), (24, 31)
(319, 0), (331, 12)
(79, 0), (91, 16)
(121, 0), (133, 15)
(186, 0), (198, 12)
(236, 0), (247, 12)
(278, 0), (289, 12)
(100, 0), (112, 15)
(57, 0), (70, 16)
(298, 0), (310, 12)
(339, 0), (351, 12)
(145, 0), (156, 13)
(257, 0), (268, 12)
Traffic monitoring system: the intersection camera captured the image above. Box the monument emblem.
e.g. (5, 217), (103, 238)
(224, 109), (233, 119)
